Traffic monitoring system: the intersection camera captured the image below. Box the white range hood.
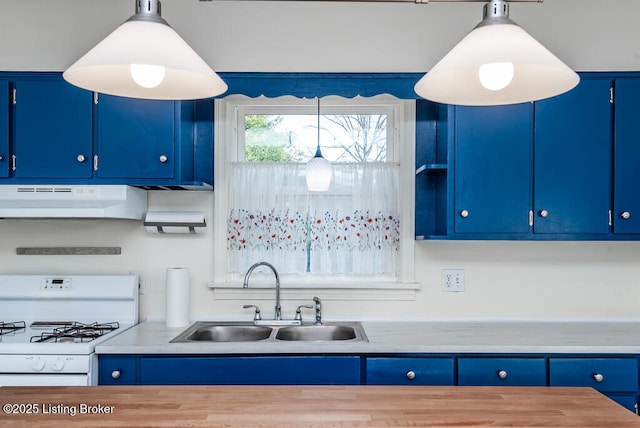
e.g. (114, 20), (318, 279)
(0, 185), (147, 219)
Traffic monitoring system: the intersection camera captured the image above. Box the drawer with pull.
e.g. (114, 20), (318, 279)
(366, 357), (455, 385)
(549, 358), (638, 392)
(457, 357), (546, 386)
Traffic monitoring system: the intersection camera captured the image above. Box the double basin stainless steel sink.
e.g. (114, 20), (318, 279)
(170, 321), (368, 343)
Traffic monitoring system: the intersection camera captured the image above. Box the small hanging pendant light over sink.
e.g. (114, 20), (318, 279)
(306, 98), (333, 192)
(414, 0), (579, 106)
(63, 0), (227, 100)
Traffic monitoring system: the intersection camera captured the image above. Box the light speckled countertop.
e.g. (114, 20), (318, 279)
(96, 320), (640, 355)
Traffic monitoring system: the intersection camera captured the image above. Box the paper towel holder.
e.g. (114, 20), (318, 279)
(144, 211), (206, 234)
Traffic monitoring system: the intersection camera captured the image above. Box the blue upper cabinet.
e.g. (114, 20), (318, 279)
(418, 74), (636, 240)
(453, 103), (533, 234)
(533, 78), (613, 235)
(0, 80), (8, 178)
(12, 78), (93, 178)
(94, 94), (175, 180)
(613, 79), (640, 234)
(0, 72), (211, 188)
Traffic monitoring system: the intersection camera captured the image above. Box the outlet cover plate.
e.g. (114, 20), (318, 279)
(441, 269), (465, 292)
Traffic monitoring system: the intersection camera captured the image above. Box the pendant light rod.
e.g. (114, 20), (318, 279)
(129, 0), (166, 24)
(314, 97), (322, 157)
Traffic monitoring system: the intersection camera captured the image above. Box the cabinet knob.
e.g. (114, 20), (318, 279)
(77, 154), (86, 163)
(592, 373), (604, 383)
(0, 155), (3, 161)
(405, 370), (416, 380)
(621, 211), (631, 220)
(497, 370), (508, 379)
(159, 155), (168, 163)
(460, 210), (469, 218)
(111, 370), (121, 379)
(539, 210), (549, 218)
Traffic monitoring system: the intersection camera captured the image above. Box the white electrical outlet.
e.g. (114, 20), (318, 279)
(441, 269), (465, 292)
(130, 270), (145, 295)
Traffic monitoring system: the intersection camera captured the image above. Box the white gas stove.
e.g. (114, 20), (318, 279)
(0, 275), (138, 386)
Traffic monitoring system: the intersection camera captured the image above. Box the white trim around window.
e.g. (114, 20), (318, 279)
(211, 94), (419, 300)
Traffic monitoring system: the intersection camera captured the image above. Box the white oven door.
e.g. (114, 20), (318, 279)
(0, 374), (90, 386)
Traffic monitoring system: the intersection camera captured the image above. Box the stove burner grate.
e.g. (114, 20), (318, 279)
(0, 321), (26, 336)
(29, 321), (120, 343)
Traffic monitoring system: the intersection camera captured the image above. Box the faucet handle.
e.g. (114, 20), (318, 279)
(243, 304), (262, 321)
(312, 296), (322, 325)
(294, 304), (314, 322)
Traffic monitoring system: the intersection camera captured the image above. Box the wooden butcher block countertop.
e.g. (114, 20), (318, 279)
(0, 385), (638, 427)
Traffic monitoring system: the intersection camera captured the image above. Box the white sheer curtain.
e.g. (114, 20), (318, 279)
(227, 162), (400, 276)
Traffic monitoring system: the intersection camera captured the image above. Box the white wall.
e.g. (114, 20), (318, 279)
(0, 0), (639, 73)
(0, 0), (639, 322)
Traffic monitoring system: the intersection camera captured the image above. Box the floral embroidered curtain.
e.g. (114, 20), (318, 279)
(227, 162), (400, 275)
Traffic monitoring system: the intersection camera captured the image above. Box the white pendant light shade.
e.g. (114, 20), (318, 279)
(63, 1), (227, 100)
(414, 1), (579, 106)
(306, 151), (333, 192)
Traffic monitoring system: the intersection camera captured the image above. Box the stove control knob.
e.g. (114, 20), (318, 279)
(52, 358), (65, 371)
(32, 357), (45, 372)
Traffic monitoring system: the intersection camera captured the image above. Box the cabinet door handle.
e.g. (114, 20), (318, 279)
(497, 370), (508, 379)
(621, 211), (631, 220)
(111, 370), (121, 379)
(159, 155), (168, 163)
(592, 373), (604, 383)
(405, 370), (416, 380)
(539, 210), (549, 218)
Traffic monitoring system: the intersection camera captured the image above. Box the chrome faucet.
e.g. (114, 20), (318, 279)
(243, 261), (281, 321)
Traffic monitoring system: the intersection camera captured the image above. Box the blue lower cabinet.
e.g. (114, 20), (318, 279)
(139, 356), (361, 385)
(366, 357), (454, 385)
(98, 355), (137, 385)
(457, 357), (546, 386)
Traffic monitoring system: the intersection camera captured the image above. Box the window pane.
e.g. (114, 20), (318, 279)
(244, 113), (388, 162)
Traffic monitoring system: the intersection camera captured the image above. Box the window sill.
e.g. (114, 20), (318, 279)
(207, 281), (421, 301)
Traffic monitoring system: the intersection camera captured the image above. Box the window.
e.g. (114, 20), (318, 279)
(241, 104), (393, 163)
(213, 95), (415, 288)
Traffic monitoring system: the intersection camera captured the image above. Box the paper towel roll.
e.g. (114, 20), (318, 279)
(165, 267), (190, 328)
